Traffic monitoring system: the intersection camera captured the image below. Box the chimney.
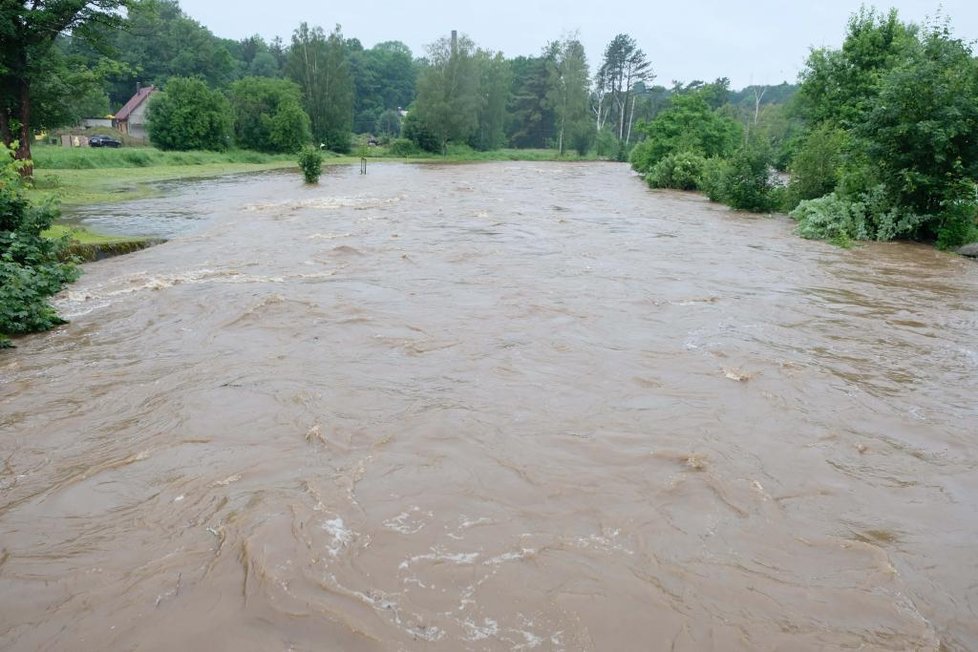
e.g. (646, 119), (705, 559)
(451, 30), (457, 54)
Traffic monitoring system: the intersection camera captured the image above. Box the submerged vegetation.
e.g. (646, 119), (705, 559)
(297, 147), (323, 184)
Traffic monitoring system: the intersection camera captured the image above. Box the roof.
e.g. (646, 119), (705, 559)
(115, 86), (156, 122)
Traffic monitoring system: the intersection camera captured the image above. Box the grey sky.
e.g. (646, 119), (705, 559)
(176, 0), (977, 89)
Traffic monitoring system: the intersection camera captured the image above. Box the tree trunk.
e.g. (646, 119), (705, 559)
(617, 94), (626, 141)
(625, 95), (636, 147)
(0, 109), (11, 148)
(16, 75), (33, 177)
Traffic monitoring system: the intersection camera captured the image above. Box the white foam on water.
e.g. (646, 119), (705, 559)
(400, 547), (481, 570)
(484, 548), (536, 566)
(383, 506), (431, 535)
(321, 517), (355, 557)
(462, 617), (499, 641)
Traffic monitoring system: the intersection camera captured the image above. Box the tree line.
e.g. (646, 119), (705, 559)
(4, 0), (976, 251)
(3, 0), (798, 163)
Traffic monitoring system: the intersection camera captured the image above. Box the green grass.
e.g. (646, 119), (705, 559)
(31, 144), (295, 170)
(28, 144), (304, 206)
(42, 224), (165, 262)
(43, 224), (132, 244)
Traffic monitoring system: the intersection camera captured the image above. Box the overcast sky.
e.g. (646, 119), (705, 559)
(175, 0), (977, 89)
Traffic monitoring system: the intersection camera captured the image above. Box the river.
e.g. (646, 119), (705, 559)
(2, 162), (977, 650)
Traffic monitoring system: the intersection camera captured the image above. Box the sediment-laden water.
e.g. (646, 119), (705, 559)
(2, 162), (977, 650)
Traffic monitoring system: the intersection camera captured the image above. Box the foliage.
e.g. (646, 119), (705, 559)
(374, 109), (403, 138)
(99, 0), (236, 107)
(146, 77), (233, 151)
(790, 194), (865, 245)
(350, 41), (416, 134)
(410, 33), (481, 152)
(856, 23), (978, 220)
(934, 199), (978, 250)
(297, 146), (323, 183)
(722, 144), (776, 212)
(286, 23), (354, 153)
(507, 53), (557, 148)
(229, 77), (310, 153)
(795, 8), (917, 128)
(792, 10), (978, 245)
(0, 144), (78, 347)
(548, 38), (594, 156)
(594, 129), (618, 159)
(1, 0), (132, 171)
(386, 138), (420, 156)
(786, 123), (848, 206)
(790, 186), (929, 244)
(646, 151), (707, 190)
(401, 111), (440, 153)
(699, 157), (733, 203)
(469, 50), (511, 151)
(596, 34), (653, 144)
(630, 92), (741, 173)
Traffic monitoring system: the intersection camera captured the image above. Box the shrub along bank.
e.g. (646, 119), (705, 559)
(630, 9), (978, 250)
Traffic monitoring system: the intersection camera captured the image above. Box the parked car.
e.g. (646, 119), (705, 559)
(89, 135), (122, 148)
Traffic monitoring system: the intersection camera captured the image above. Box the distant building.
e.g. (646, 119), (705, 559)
(113, 85), (157, 142)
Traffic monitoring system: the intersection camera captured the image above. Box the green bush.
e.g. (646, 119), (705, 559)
(700, 157), (733, 203)
(790, 186), (932, 245)
(594, 130), (618, 159)
(723, 145), (776, 212)
(401, 112), (441, 153)
(646, 151), (707, 190)
(785, 123), (848, 208)
(297, 147), (323, 184)
(230, 77), (311, 153)
(790, 193), (868, 245)
(387, 138), (420, 157)
(630, 92), (742, 173)
(147, 77), (234, 151)
(629, 138), (657, 174)
(1, 145), (78, 348)
(936, 201), (978, 250)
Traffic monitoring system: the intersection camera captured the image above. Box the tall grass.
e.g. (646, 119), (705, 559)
(32, 145), (294, 170)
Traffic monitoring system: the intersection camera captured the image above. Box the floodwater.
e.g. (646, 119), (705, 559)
(2, 162), (977, 651)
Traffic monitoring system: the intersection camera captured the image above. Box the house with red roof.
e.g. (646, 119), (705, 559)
(113, 85), (157, 142)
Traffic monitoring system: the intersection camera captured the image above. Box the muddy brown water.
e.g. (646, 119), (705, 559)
(2, 162), (977, 651)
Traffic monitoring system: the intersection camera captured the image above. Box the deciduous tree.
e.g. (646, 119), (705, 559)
(287, 23), (354, 152)
(0, 0), (131, 174)
(410, 32), (481, 152)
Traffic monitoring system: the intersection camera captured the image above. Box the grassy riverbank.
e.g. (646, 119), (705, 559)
(42, 225), (164, 262)
(29, 146), (303, 207)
